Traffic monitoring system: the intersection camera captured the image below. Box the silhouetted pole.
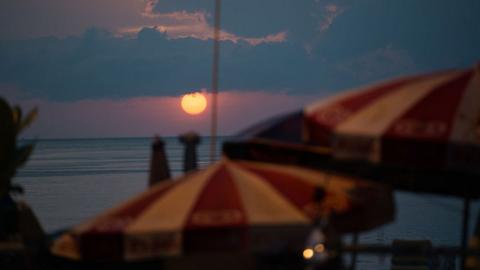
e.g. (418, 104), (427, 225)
(350, 233), (359, 270)
(466, 211), (480, 268)
(461, 196), (471, 269)
(210, 0), (221, 164)
(148, 136), (171, 187)
(179, 132), (201, 173)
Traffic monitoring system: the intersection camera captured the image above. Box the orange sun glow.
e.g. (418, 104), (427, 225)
(181, 92), (207, 115)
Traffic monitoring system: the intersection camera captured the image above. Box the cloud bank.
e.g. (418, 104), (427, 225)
(0, 0), (479, 102)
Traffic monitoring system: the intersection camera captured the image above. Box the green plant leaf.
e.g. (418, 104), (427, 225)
(12, 105), (22, 129)
(18, 107), (38, 134)
(0, 98), (38, 197)
(0, 98), (15, 169)
(0, 97), (15, 197)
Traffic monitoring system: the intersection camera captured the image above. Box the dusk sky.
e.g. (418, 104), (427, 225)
(1, 0), (479, 138)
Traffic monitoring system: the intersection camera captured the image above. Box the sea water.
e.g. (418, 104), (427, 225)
(15, 137), (479, 269)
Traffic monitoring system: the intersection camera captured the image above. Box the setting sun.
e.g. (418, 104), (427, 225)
(181, 92), (207, 115)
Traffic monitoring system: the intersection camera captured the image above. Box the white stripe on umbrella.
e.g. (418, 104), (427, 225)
(336, 71), (463, 136)
(450, 68), (480, 144)
(238, 160), (395, 233)
(228, 162), (309, 225)
(305, 73), (426, 115)
(123, 163), (220, 259)
(332, 71), (465, 162)
(50, 180), (181, 260)
(303, 72), (443, 146)
(235, 161), (353, 215)
(126, 163), (219, 233)
(76, 180), (179, 234)
(51, 159), (394, 261)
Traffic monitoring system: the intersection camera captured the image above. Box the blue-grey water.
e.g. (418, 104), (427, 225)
(15, 137), (479, 269)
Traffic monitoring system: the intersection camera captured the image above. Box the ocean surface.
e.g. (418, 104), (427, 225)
(15, 137), (480, 269)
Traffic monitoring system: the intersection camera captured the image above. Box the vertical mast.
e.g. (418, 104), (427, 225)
(210, 0), (221, 163)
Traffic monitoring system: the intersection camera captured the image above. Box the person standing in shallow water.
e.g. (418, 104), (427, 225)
(179, 132), (201, 173)
(148, 136), (171, 186)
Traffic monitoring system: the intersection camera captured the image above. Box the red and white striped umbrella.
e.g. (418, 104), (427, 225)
(305, 65), (480, 267)
(305, 66), (480, 173)
(51, 159), (394, 261)
(223, 65), (480, 197)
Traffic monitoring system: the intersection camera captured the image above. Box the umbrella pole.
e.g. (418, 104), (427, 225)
(209, 0), (221, 164)
(460, 196), (471, 270)
(349, 233), (359, 270)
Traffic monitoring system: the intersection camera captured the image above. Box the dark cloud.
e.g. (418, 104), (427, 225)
(151, 0), (329, 40)
(314, 0), (480, 65)
(0, 27), (211, 100)
(0, 27), (314, 100)
(1, 0), (479, 101)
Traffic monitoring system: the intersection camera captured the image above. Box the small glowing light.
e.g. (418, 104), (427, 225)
(181, 92), (207, 115)
(314, 243), (325, 253)
(303, 248), (314, 259)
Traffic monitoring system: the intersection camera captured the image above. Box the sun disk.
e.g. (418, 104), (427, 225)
(181, 92), (207, 115)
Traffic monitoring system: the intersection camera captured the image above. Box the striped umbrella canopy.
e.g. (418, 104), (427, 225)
(305, 66), (480, 173)
(51, 159), (394, 262)
(224, 65), (480, 197)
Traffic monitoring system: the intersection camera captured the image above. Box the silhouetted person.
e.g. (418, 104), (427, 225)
(179, 132), (201, 173)
(148, 136), (171, 186)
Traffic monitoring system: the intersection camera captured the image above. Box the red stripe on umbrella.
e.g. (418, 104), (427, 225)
(79, 181), (181, 260)
(223, 64), (480, 197)
(238, 163), (316, 215)
(306, 72), (445, 145)
(237, 162), (390, 232)
(52, 159), (394, 261)
(385, 71), (472, 140)
(186, 166), (247, 229)
(184, 166), (249, 252)
(223, 64), (480, 269)
(381, 71), (474, 168)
